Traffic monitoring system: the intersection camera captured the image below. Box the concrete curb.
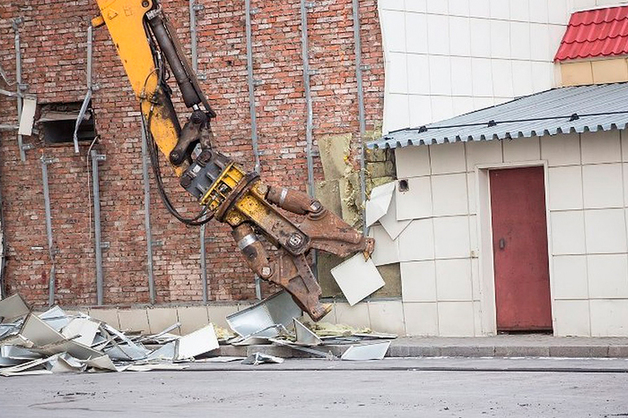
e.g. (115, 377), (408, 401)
(216, 342), (628, 359)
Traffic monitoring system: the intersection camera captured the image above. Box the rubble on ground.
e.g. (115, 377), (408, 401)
(0, 291), (396, 376)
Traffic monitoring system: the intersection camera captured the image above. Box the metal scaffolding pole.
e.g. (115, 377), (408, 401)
(91, 150), (106, 305)
(140, 122), (156, 304)
(245, 0), (261, 175)
(73, 25), (93, 154)
(200, 224), (208, 303)
(300, 0), (318, 279)
(300, 0), (315, 198)
(352, 0), (368, 235)
(245, 0), (262, 299)
(12, 19), (25, 162)
(41, 156), (56, 306)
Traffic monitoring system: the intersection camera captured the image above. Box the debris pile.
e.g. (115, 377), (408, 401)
(0, 291), (396, 376)
(225, 291), (396, 362)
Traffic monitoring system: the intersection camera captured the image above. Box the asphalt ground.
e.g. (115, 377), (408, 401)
(2, 357), (628, 417)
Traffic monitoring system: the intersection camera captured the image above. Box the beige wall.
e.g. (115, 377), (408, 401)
(560, 58), (628, 86)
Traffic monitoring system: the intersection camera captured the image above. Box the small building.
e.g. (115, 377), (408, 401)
(367, 5), (628, 337)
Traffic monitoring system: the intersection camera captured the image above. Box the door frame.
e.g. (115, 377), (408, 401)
(474, 160), (556, 335)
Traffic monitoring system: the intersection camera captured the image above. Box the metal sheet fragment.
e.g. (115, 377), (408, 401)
(0, 294), (29, 323)
(175, 324), (219, 360)
(226, 291), (301, 338)
(241, 352), (284, 366)
(293, 318), (322, 346)
(341, 341), (391, 361)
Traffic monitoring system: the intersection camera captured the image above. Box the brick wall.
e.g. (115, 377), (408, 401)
(0, 0), (384, 307)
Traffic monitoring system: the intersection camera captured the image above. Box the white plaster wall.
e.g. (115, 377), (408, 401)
(378, 0), (608, 133)
(394, 131), (628, 337)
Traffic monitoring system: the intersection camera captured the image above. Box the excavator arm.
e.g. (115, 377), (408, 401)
(93, 0), (374, 321)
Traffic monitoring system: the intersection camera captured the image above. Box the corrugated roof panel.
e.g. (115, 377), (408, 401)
(368, 83), (628, 150)
(556, 5), (628, 61)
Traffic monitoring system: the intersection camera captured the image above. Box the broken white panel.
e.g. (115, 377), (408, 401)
(293, 318), (322, 346)
(29, 339), (103, 360)
(62, 318), (99, 346)
(365, 182), (396, 227)
(0, 294), (30, 323)
(127, 363), (188, 372)
(48, 353), (86, 373)
(20, 313), (66, 346)
(194, 356), (245, 363)
(18, 96), (37, 136)
(0, 319), (25, 341)
(341, 341), (391, 361)
(369, 225), (399, 266)
(226, 291), (301, 338)
(147, 341), (176, 361)
(0, 356), (54, 376)
(84, 355), (128, 372)
(229, 336), (270, 346)
(175, 324), (219, 360)
(105, 343), (148, 361)
(39, 306), (71, 331)
(377, 188), (411, 240)
(331, 253), (385, 306)
(241, 352), (284, 366)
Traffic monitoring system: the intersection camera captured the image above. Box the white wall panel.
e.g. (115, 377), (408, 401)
(406, 13), (429, 54)
(451, 57), (473, 94)
(550, 211), (586, 255)
(395, 145), (431, 178)
(435, 258), (474, 301)
(509, 0), (530, 21)
(553, 300), (591, 336)
(552, 255), (589, 299)
(582, 164), (623, 209)
(584, 209), (628, 254)
(489, 0), (510, 19)
(407, 55), (431, 94)
(403, 302), (439, 335)
(548, 166), (584, 210)
(449, 0), (470, 17)
(540, 134), (581, 166)
(438, 301), (475, 336)
(401, 261), (437, 302)
(449, 16), (472, 56)
(432, 173), (469, 216)
(581, 130), (622, 164)
(430, 141), (466, 174)
(590, 299), (628, 337)
(587, 254), (628, 299)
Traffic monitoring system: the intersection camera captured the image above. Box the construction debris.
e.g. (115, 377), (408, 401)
(0, 291), (398, 376)
(242, 352), (284, 366)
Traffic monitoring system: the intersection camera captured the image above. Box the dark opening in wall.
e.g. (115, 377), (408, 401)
(38, 101), (96, 145)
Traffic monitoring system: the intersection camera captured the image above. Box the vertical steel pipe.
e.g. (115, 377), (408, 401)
(200, 223), (208, 303)
(352, 0), (368, 235)
(41, 156), (55, 306)
(13, 20), (25, 162)
(91, 150), (105, 305)
(245, 0), (261, 174)
(140, 122), (156, 304)
(189, 0), (199, 73)
(246, 0), (262, 299)
(74, 25), (93, 154)
(300, 0), (315, 198)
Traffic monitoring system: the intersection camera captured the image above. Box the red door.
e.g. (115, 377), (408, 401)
(490, 167), (552, 332)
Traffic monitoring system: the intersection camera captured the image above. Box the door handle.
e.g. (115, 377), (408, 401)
(499, 238), (506, 250)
